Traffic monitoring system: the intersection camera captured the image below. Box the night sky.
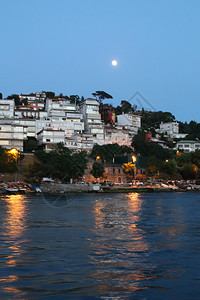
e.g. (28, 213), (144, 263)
(1, 0), (200, 122)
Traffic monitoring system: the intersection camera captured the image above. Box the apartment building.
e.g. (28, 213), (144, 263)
(117, 113), (141, 134)
(176, 140), (200, 153)
(104, 125), (132, 146)
(79, 98), (104, 143)
(0, 99), (15, 119)
(37, 128), (65, 152)
(0, 121), (27, 151)
(36, 98), (84, 137)
(157, 121), (187, 139)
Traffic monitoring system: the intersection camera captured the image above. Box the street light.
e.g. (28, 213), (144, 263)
(131, 155), (137, 180)
(8, 148), (19, 160)
(132, 155), (136, 163)
(96, 156), (100, 161)
(7, 148), (20, 182)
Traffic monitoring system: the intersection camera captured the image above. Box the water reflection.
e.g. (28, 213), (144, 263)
(1, 194), (28, 298)
(90, 193), (153, 294)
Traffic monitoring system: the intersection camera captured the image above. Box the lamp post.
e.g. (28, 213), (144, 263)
(7, 148), (20, 182)
(132, 155), (137, 180)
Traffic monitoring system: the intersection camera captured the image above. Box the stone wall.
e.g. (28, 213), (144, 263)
(40, 183), (93, 193)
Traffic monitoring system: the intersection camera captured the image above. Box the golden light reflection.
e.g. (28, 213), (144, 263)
(93, 199), (105, 230)
(4, 194), (27, 241)
(1, 194), (28, 298)
(125, 193), (149, 251)
(90, 194), (151, 293)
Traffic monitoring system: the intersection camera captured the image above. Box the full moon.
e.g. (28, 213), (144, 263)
(112, 59), (118, 66)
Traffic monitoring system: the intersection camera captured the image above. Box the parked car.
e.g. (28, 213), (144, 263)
(102, 180), (114, 186)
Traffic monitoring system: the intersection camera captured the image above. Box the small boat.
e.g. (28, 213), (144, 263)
(6, 187), (19, 193)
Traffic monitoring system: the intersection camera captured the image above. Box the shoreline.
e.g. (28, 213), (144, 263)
(1, 183), (199, 195)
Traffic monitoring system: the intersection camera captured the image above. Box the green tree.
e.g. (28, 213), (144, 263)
(132, 131), (172, 160)
(175, 152), (192, 168)
(0, 147), (17, 173)
(91, 161), (105, 179)
(160, 160), (177, 175)
(141, 111), (175, 131)
(92, 91), (113, 104)
(91, 143), (133, 163)
(191, 150), (200, 168)
(121, 100), (132, 113)
(115, 100), (133, 115)
(21, 97), (28, 106)
(24, 137), (38, 152)
(7, 94), (20, 106)
(122, 162), (135, 178)
(25, 143), (88, 183)
(69, 95), (80, 104)
(180, 163), (198, 180)
(146, 156), (161, 176)
(44, 91), (55, 99)
(71, 151), (88, 179)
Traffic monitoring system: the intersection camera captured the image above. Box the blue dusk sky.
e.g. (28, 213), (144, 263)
(1, 0), (200, 122)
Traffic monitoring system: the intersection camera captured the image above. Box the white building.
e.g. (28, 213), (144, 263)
(117, 113), (141, 133)
(35, 98), (84, 138)
(157, 121), (187, 139)
(46, 98), (77, 115)
(0, 99), (15, 119)
(36, 92), (46, 102)
(0, 121), (27, 151)
(15, 107), (47, 119)
(20, 92), (46, 110)
(37, 128), (65, 152)
(79, 98), (104, 143)
(14, 119), (36, 138)
(104, 125), (133, 146)
(20, 93), (36, 101)
(176, 140), (200, 153)
(71, 133), (94, 152)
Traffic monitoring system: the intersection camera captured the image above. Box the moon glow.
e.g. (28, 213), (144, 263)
(111, 59), (118, 66)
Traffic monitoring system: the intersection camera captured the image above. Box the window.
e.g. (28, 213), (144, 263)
(118, 169), (121, 174)
(113, 168), (115, 174)
(46, 139), (50, 142)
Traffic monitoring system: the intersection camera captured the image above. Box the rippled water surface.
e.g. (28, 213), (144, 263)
(0, 192), (200, 299)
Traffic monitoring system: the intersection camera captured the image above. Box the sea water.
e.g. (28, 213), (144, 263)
(0, 192), (200, 299)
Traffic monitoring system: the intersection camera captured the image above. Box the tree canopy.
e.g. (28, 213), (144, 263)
(141, 111), (175, 131)
(91, 161), (105, 179)
(115, 100), (134, 115)
(0, 147), (18, 173)
(24, 137), (38, 152)
(92, 91), (113, 104)
(7, 94), (20, 106)
(132, 131), (172, 160)
(24, 143), (88, 183)
(90, 143), (133, 163)
(122, 162), (135, 178)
